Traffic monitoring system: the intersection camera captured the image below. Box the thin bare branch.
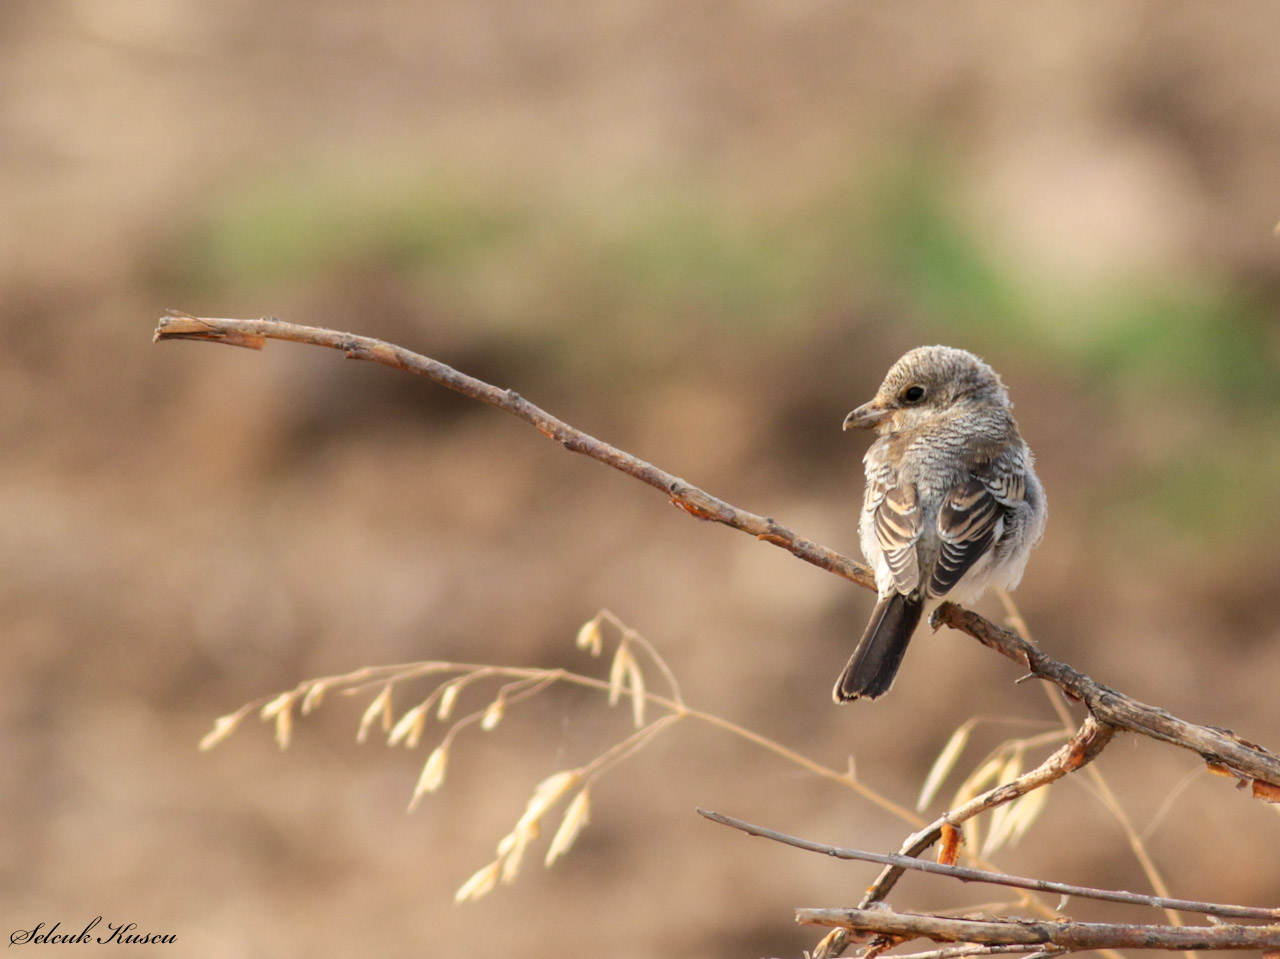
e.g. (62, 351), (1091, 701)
(870, 944), (1065, 959)
(697, 809), (1280, 922)
(796, 907), (1280, 951)
(153, 311), (873, 589)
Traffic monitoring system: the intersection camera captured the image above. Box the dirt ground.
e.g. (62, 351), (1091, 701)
(4, 3), (1280, 957)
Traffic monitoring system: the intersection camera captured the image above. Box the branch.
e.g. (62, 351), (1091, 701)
(152, 312), (1280, 793)
(936, 603), (1280, 796)
(867, 945), (1066, 959)
(697, 809), (1280, 922)
(860, 715), (1114, 905)
(796, 907), (1280, 952)
(152, 311), (873, 589)
(867, 944), (1066, 959)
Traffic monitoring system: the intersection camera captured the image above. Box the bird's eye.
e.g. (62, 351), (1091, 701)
(902, 385), (926, 404)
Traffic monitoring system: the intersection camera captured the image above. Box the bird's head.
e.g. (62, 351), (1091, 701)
(843, 345), (1009, 434)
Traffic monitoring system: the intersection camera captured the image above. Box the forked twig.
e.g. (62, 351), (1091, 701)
(859, 715), (1114, 906)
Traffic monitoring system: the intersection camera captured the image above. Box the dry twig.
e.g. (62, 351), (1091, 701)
(935, 603), (1280, 797)
(697, 809), (1280, 922)
(859, 715), (1114, 905)
(860, 944), (1065, 959)
(797, 907), (1280, 952)
(153, 311), (873, 588)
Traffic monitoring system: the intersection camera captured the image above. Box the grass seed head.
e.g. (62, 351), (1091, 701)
(409, 745), (449, 810)
(575, 617), (603, 656)
(454, 860), (501, 903)
(545, 788), (591, 868)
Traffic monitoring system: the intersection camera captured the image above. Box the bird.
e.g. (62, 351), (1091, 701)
(834, 346), (1046, 703)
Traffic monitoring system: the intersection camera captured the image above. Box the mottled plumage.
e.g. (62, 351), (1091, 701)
(835, 346), (1046, 703)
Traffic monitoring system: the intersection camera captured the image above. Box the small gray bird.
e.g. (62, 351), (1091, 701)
(834, 346), (1046, 703)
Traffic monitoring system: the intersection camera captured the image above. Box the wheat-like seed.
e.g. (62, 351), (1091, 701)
(481, 698), (505, 731)
(1004, 783), (1049, 847)
(625, 654), (646, 729)
(496, 822), (529, 857)
(483, 770), (582, 885)
(260, 692), (292, 719)
(516, 770), (581, 833)
(260, 692), (295, 750)
(388, 703), (429, 748)
(952, 754), (1004, 855)
(545, 788), (591, 868)
(199, 712), (245, 752)
(300, 681), (328, 714)
(982, 748), (1026, 857)
(608, 644), (632, 706)
(357, 684), (394, 744)
(436, 680), (462, 721)
(499, 822), (535, 884)
(575, 617), (603, 657)
(454, 860), (501, 903)
(409, 745), (449, 810)
(919, 722), (974, 811)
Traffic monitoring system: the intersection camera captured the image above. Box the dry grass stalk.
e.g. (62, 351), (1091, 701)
(918, 721), (974, 811)
(195, 610), (925, 900)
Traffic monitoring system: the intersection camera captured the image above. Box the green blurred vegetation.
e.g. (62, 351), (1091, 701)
(172, 154), (1279, 545)
(194, 176), (529, 282)
(863, 154), (1276, 403)
(178, 167), (840, 339)
(181, 156), (1273, 394)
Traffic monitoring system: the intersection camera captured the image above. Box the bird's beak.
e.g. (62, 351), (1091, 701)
(843, 401), (892, 431)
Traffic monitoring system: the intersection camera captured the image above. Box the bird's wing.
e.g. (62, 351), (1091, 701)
(866, 475), (923, 596)
(929, 460), (1026, 597)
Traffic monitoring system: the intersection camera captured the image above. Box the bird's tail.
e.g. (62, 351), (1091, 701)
(832, 593), (924, 702)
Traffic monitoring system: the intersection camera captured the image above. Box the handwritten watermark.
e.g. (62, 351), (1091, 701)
(9, 918), (175, 946)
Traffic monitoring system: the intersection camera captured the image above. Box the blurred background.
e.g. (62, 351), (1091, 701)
(4, 2), (1280, 956)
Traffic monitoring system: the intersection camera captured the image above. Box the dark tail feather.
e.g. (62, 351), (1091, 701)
(833, 593), (924, 703)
